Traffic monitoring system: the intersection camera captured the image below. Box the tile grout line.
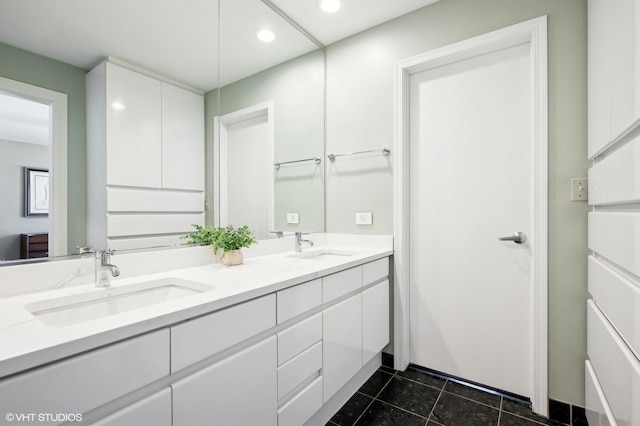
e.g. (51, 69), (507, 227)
(497, 396), (503, 425)
(425, 379), (447, 424)
(370, 398), (430, 421)
(352, 369), (397, 425)
(500, 410), (558, 426)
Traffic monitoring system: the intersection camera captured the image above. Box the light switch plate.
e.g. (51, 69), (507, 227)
(356, 212), (373, 225)
(570, 178), (588, 201)
(287, 212), (300, 224)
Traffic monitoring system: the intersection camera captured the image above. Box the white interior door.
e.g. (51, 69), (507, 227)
(217, 101), (274, 239)
(408, 42), (532, 398)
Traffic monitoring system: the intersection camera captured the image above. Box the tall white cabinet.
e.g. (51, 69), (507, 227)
(86, 61), (205, 250)
(588, 0), (640, 157)
(587, 1), (640, 426)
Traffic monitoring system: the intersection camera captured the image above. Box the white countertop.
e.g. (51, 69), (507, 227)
(0, 244), (392, 378)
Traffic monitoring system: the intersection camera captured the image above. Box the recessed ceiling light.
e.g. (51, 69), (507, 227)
(111, 102), (125, 110)
(319, 0), (341, 13)
(255, 29), (275, 43)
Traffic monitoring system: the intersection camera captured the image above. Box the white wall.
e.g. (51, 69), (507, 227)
(0, 139), (48, 260)
(325, 0), (588, 406)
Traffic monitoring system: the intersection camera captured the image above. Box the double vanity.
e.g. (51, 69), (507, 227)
(0, 235), (392, 425)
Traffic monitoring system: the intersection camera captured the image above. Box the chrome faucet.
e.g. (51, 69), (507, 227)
(294, 232), (314, 252)
(95, 249), (120, 287)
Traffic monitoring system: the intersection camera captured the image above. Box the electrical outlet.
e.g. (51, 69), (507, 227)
(287, 212), (300, 224)
(355, 212), (373, 225)
(570, 178), (588, 201)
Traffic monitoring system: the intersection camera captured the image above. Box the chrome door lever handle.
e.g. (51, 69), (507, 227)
(499, 232), (527, 244)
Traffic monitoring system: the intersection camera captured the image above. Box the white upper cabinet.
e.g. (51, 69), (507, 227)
(86, 61), (205, 248)
(161, 82), (205, 191)
(105, 63), (163, 188)
(588, 0), (640, 158)
(88, 61), (204, 191)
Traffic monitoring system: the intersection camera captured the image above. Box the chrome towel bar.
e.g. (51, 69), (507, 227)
(328, 147), (390, 161)
(274, 156), (321, 169)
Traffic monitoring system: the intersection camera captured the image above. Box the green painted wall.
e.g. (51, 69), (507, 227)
(325, 0), (588, 405)
(0, 42), (87, 252)
(205, 50), (325, 232)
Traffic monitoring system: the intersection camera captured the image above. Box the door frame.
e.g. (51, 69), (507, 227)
(0, 76), (68, 257)
(393, 16), (548, 415)
(213, 100), (275, 231)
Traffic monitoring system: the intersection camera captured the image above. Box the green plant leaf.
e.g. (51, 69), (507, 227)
(182, 224), (257, 253)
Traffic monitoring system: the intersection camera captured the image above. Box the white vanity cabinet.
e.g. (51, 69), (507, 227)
(172, 337), (278, 426)
(276, 282), (324, 426)
(0, 329), (170, 424)
(321, 266), (365, 402)
(0, 255), (391, 426)
(323, 293), (363, 402)
(170, 295), (277, 425)
(86, 60), (205, 250)
(363, 280), (390, 365)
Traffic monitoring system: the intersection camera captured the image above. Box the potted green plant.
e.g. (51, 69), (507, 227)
(182, 224), (257, 266)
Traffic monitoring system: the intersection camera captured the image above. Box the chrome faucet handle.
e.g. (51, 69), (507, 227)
(75, 246), (94, 255)
(270, 231), (284, 238)
(101, 248), (116, 261)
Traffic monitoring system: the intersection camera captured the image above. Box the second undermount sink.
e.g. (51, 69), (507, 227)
(25, 278), (215, 327)
(288, 249), (359, 260)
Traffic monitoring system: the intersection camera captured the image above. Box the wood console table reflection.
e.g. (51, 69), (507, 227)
(20, 233), (48, 259)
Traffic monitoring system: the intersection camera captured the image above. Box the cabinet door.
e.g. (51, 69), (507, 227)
(0, 329), (169, 419)
(172, 336), (277, 426)
(362, 280), (390, 364)
(161, 83), (204, 191)
(588, 0), (640, 157)
(92, 388), (171, 426)
(323, 294), (362, 402)
(106, 62), (162, 188)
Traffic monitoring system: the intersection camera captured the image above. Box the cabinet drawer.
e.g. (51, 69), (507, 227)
(171, 295), (275, 371)
(278, 341), (322, 400)
(278, 313), (322, 366)
(323, 266), (362, 303)
(278, 377), (323, 426)
(92, 388), (172, 426)
(0, 329), (169, 418)
(363, 258), (389, 285)
(585, 360), (615, 426)
(587, 300), (640, 426)
(277, 279), (321, 323)
(588, 212), (640, 277)
(588, 256), (640, 357)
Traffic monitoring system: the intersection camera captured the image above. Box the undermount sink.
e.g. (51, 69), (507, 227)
(25, 278), (215, 327)
(287, 249), (359, 260)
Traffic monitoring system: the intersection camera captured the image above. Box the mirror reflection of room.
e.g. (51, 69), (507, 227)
(0, 93), (50, 261)
(0, 0), (325, 262)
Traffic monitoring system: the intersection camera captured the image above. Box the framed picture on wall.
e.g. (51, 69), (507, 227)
(25, 167), (49, 216)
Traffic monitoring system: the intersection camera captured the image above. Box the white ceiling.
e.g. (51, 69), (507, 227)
(271, 0), (440, 46)
(0, 0), (439, 92)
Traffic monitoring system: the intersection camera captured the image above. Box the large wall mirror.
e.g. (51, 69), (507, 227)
(215, 0), (325, 239)
(0, 0), (325, 263)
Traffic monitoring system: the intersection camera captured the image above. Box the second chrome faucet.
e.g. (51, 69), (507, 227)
(294, 232), (314, 252)
(95, 249), (120, 287)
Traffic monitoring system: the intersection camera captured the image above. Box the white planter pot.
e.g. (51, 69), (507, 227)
(220, 249), (244, 266)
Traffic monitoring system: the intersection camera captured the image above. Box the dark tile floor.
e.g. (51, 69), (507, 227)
(327, 366), (567, 426)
